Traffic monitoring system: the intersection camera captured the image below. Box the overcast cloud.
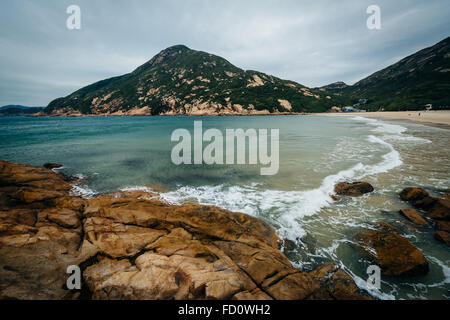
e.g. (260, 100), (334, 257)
(0, 0), (449, 106)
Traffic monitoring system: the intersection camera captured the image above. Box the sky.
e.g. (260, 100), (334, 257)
(0, 0), (449, 106)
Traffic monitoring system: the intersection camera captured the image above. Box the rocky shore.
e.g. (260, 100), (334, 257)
(331, 181), (449, 277)
(0, 160), (372, 300)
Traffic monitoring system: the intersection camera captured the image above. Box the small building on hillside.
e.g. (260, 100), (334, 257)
(343, 106), (366, 113)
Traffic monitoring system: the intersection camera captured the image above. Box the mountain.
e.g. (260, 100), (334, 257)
(0, 105), (44, 116)
(0, 105), (44, 111)
(44, 45), (345, 116)
(317, 81), (349, 93)
(321, 37), (450, 110)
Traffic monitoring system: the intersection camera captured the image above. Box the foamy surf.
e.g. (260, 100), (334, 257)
(352, 116), (432, 143)
(70, 184), (95, 198)
(160, 135), (403, 241)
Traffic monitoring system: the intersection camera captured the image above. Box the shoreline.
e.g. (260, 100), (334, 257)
(319, 110), (450, 128)
(7, 110), (450, 129)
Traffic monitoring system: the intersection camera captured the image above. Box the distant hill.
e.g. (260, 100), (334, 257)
(317, 81), (349, 93)
(0, 105), (44, 110)
(321, 37), (450, 111)
(0, 105), (44, 116)
(44, 45), (346, 116)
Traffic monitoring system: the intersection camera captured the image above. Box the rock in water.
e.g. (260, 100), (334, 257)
(425, 198), (450, 221)
(43, 162), (63, 169)
(399, 209), (429, 226)
(375, 221), (399, 233)
(353, 230), (429, 276)
(435, 221), (450, 232)
(334, 182), (374, 196)
(434, 231), (450, 247)
(399, 187), (429, 203)
(399, 187), (450, 221)
(308, 263), (373, 300)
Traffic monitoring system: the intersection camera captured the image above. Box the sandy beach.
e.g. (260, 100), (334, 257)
(322, 110), (450, 127)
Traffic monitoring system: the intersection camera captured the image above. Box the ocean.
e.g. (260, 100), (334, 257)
(0, 115), (449, 299)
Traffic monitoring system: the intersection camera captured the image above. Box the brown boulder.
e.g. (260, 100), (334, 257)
(375, 221), (399, 233)
(399, 187), (429, 203)
(399, 187), (450, 221)
(43, 162), (63, 170)
(435, 221), (450, 232)
(334, 182), (374, 197)
(399, 209), (429, 226)
(353, 230), (429, 276)
(434, 231), (450, 246)
(308, 263), (373, 300)
(330, 194), (340, 201)
(425, 198), (450, 221)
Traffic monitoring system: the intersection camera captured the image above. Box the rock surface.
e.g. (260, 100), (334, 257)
(435, 221), (450, 232)
(434, 231), (450, 247)
(399, 187), (450, 221)
(375, 221), (399, 233)
(43, 162), (63, 170)
(399, 187), (429, 204)
(334, 182), (374, 197)
(424, 198), (450, 221)
(353, 230), (429, 276)
(399, 209), (429, 226)
(308, 263), (373, 300)
(0, 160), (370, 300)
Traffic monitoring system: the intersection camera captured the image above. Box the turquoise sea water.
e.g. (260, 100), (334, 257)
(0, 115), (449, 300)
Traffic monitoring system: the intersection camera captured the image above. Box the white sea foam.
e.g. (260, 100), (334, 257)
(427, 256), (450, 287)
(120, 186), (155, 193)
(70, 184), (95, 198)
(352, 116), (432, 143)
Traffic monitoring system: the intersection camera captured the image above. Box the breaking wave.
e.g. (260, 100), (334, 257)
(160, 117), (407, 240)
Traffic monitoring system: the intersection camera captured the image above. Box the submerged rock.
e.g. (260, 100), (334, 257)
(308, 263), (373, 300)
(399, 209), (429, 226)
(0, 160), (368, 300)
(399, 187), (450, 221)
(375, 221), (400, 233)
(43, 162), (63, 170)
(399, 187), (429, 203)
(425, 198), (450, 221)
(434, 231), (450, 247)
(353, 230), (429, 276)
(334, 182), (374, 197)
(330, 194), (340, 201)
(435, 221), (450, 233)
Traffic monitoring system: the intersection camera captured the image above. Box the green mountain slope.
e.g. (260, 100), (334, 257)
(44, 45), (344, 115)
(0, 106), (44, 116)
(321, 37), (450, 111)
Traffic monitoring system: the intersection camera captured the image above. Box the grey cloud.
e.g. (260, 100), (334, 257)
(0, 0), (449, 106)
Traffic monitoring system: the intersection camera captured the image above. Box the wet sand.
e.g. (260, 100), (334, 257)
(321, 110), (450, 127)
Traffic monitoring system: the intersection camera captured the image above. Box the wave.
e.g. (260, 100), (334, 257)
(352, 116), (432, 143)
(120, 186), (155, 193)
(70, 184), (95, 198)
(158, 117), (405, 241)
(160, 135), (403, 241)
